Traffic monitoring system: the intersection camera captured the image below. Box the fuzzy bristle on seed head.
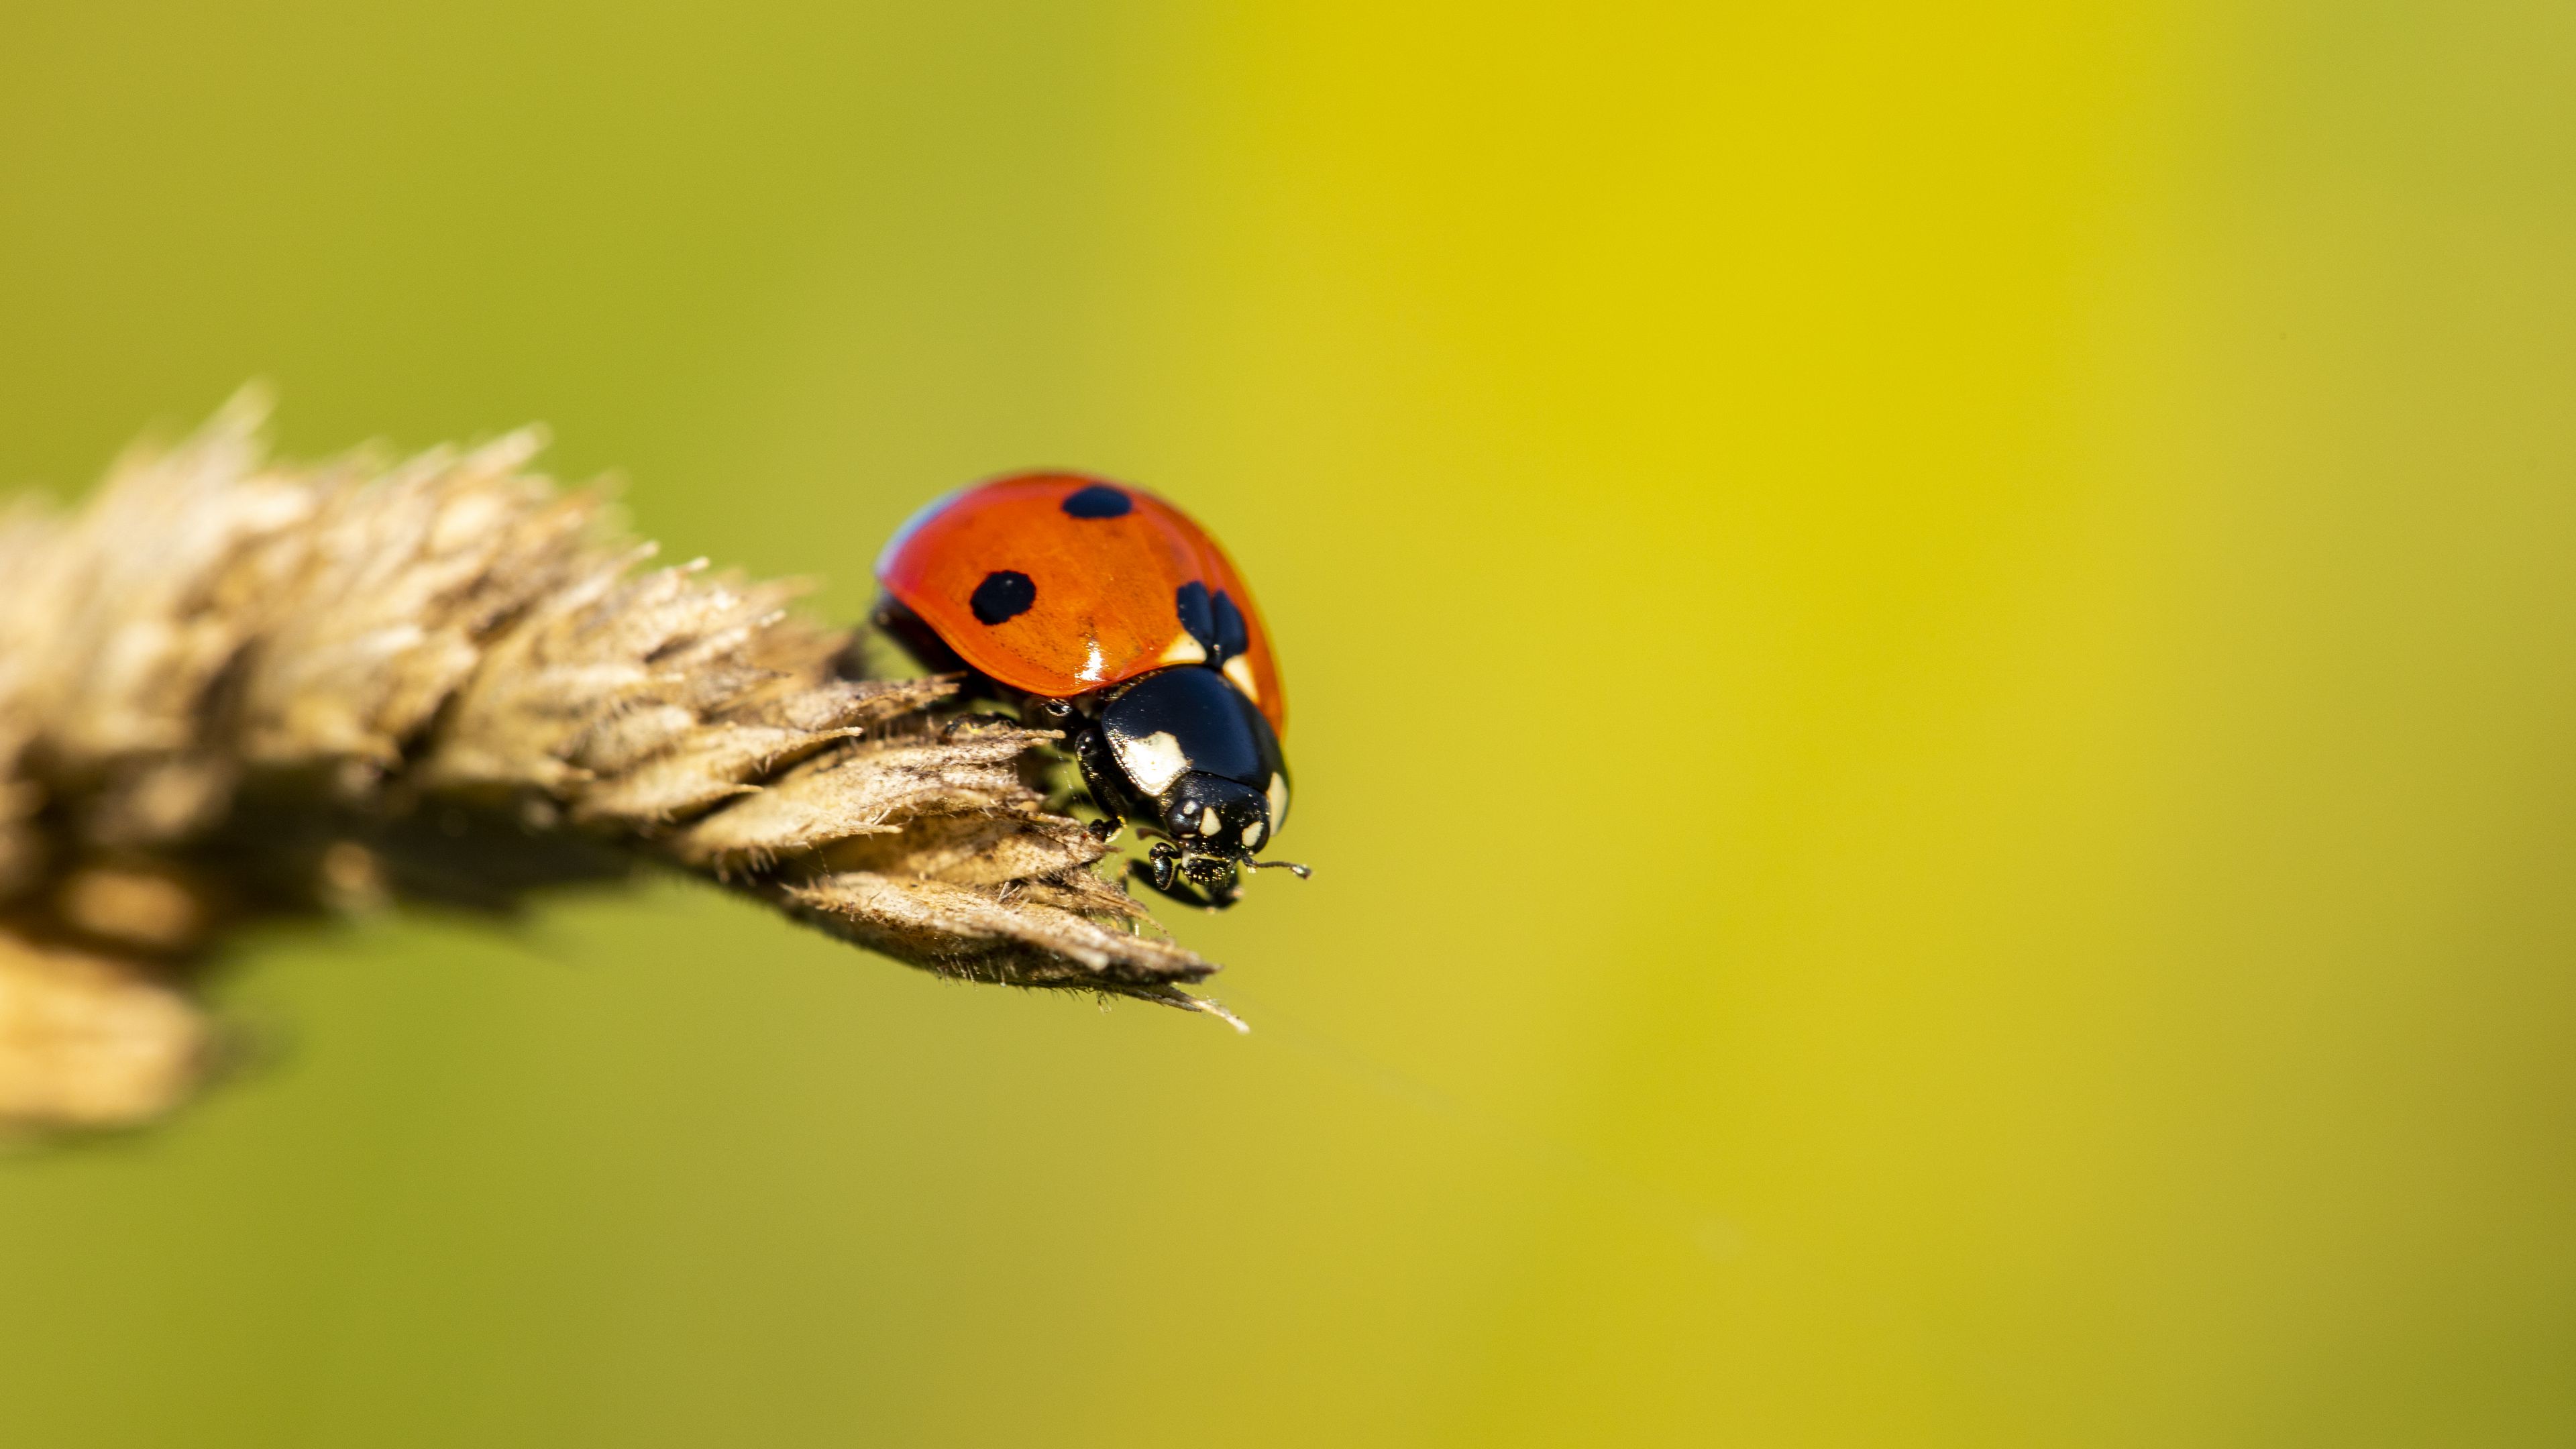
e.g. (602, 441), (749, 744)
(0, 394), (1230, 1132)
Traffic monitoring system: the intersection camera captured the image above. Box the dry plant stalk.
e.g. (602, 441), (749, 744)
(0, 394), (1234, 1134)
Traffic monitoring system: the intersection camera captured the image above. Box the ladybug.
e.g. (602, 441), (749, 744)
(873, 472), (1306, 909)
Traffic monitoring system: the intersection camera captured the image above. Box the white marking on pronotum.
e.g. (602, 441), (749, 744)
(1198, 806), (1220, 836)
(1077, 638), (1107, 684)
(1159, 633), (1208, 666)
(1222, 655), (1259, 701)
(1266, 771), (1290, 827)
(1241, 822), (1263, 849)
(1116, 730), (1190, 796)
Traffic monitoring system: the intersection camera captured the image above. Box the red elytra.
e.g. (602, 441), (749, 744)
(874, 472), (1287, 734)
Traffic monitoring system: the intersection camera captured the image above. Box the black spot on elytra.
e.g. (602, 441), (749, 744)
(1175, 580), (1215, 650)
(971, 570), (1036, 625)
(1210, 590), (1249, 664)
(1061, 484), (1132, 519)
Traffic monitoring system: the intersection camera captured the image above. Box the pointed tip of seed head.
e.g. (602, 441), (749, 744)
(1194, 996), (1252, 1034)
(1126, 984), (1250, 1032)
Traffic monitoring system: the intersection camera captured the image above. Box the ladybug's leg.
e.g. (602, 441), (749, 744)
(1072, 725), (1141, 840)
(1139, 841), (1184, 894)
(1135, 841), (1231, 908)
(1130, 844), (1244, 910)
(1132, 860), (1225, 909)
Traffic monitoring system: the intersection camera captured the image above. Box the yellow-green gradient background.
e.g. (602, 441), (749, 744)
(5, 3), (2572, 1444)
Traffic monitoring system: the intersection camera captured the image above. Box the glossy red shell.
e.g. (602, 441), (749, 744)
(875, 472), (1287, 734)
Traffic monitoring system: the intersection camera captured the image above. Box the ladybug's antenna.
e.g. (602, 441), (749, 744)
(1250, 859), (1312, 879)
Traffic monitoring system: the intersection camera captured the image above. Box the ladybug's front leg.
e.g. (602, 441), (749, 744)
(1072, 724), (1140, 842)
(1140, 839), (1184, 895)
(1130, 842), (1244, 910)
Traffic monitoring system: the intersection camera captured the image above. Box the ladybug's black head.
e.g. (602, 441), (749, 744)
(1159, 771), (1275, 858)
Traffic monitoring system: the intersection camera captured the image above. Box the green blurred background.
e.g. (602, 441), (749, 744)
(3, 2), (2573, 1444)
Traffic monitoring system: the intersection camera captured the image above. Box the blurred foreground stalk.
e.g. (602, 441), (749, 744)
(0, 394), (1224, 1134)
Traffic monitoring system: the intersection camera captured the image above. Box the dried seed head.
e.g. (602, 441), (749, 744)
(0, 394), (1232, 1131)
